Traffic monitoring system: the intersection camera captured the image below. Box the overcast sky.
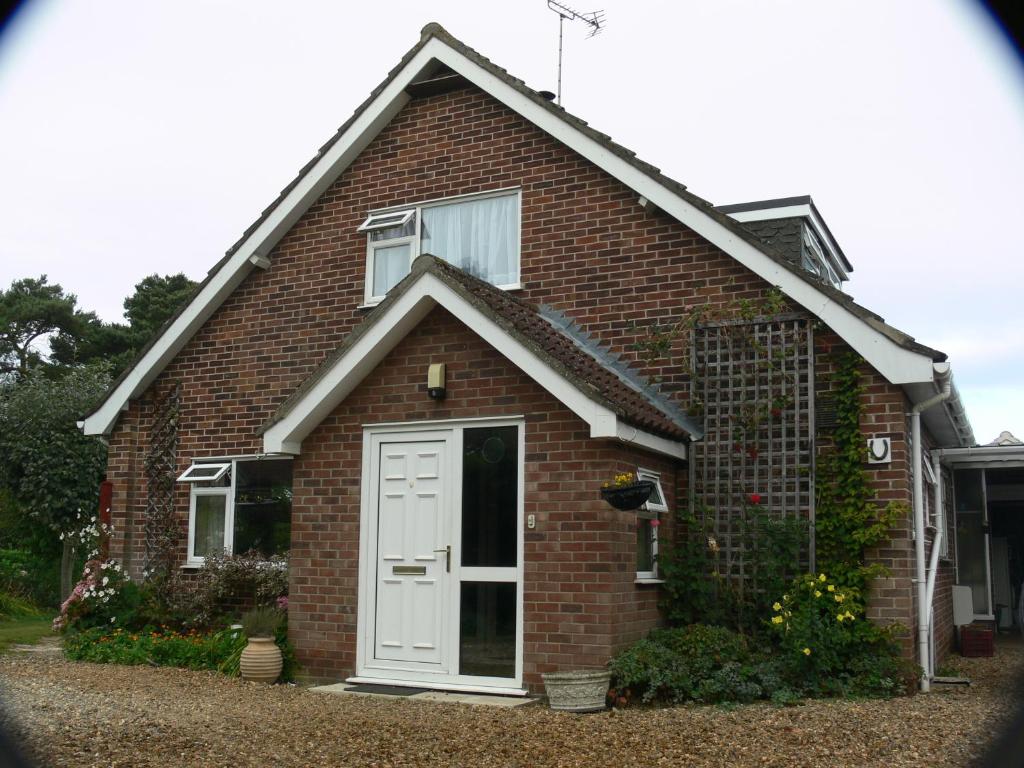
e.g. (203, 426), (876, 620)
(0, 0), (1022, 443)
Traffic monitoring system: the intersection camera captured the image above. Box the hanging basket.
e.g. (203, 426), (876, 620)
(600, 480), (655, 511)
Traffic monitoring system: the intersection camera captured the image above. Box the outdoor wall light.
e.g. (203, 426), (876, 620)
(427, 363), (446, 400)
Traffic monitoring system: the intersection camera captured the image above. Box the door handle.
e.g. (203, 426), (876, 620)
(433, 545), (451, 572)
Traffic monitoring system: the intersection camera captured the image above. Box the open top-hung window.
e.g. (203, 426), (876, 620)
(360, 190), (520, 304)
(178, 457), (293, 565)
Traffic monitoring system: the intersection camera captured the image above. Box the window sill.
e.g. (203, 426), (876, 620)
(180, 563), (203, 571)
(634, 578), (665, 585)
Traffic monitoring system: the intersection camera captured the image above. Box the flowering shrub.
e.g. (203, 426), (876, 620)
(52, 557), (136, 632)
(163, 550), (289, 628)
(52, 516), (139, 633)
(63, 625), (246, 671)
(767, 572), (915, 697)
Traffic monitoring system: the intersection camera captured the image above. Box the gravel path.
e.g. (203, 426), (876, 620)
(1, 642), (1021, 768)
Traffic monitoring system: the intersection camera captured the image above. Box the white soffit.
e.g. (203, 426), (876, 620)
(84, 30), (936, 436)
(261, 272), (687, 460)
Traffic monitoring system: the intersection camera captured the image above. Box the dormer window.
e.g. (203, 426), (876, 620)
(361, 189), (521, 304)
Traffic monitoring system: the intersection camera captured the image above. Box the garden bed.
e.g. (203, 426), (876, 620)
(1, 642), (1022, 768)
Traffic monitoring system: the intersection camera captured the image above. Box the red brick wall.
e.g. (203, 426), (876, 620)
(289, 306), (679, 687)
(104, 84), (772, 578)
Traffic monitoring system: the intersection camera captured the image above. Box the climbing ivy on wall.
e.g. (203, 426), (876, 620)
(814, 352), (904, 595)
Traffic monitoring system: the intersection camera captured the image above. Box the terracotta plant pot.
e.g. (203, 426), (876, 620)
(542, 669), (611, 713)
(600, 481), (655, 511)
(239, 636), (283, 683)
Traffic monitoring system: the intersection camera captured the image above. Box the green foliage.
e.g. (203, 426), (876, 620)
(609, 625), (799, 705)
(123, 273), (196, 343)
(0, 546), (59, 607)
(241, 606), (283, 638)
(0, 276), (80, 376)
(0, 590), (41, 620)
(0, 366), (110, 534)
(814, 352), (903, 590)
(63, 621), (299, 683)
(660, 505), (807, 636)
(63, 625), (247, 671)
(767, 573), (913, 697)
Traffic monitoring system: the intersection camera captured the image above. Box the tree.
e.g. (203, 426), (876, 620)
(48, 273), (196, 377)
(0, 367), (110, 599)
(0, 276), (79, 376)
(123, 273), (196, 343)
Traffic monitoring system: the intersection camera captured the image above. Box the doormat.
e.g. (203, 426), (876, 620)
(343, 684), (431, 696)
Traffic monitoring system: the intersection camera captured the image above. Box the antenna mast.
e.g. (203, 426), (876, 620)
(546, 0), (605, 105)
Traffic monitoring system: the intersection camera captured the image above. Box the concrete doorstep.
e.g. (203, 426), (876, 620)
(310, 682), (538, 708)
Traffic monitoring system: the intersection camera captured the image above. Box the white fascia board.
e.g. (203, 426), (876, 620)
(262, 272), (687, 459)
(427, 41), (933, 385)
(263, 272), (615, 454)
(726, 204), (811, 223)
(82, 53), (430, 437)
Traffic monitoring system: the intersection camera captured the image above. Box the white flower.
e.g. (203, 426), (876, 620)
(101, 596), (109, 603)
(110, 617), (116, 623)
(102, 577), (109, 586)
(59, 532), (65, 540)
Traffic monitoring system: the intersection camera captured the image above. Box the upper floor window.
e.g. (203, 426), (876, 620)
(358, 189), (520, 304)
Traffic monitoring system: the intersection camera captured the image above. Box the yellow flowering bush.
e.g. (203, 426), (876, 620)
(767, 572), (911, 697)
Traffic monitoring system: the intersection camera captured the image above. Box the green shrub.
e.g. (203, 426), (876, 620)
(609, 625), (762, 704)
(767, 572), (911, 697)
(0, 589), (41, 620)
(63, 622), (300, 682)
(64, 625), (247, 671)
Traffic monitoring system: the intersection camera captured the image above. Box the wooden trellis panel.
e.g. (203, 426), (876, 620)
(690, 317), (815, 577)
(144, 382), (180, 576)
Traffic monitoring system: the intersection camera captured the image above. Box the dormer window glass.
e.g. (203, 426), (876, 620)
(362, 189), (521, 304)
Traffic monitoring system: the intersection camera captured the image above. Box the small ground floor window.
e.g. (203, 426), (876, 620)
(178, 456), (292, 564)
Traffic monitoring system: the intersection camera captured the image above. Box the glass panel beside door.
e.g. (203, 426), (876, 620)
(458, 425), (518, 679)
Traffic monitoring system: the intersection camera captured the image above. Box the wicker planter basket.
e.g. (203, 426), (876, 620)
(600, 481), (655, 511)
(542, 669), (611, 713)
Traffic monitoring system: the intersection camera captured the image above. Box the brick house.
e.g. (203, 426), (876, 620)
(81, 23), (976, 694)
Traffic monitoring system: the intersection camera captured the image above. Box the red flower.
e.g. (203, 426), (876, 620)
(650, 519), (661, 528)
(749, 493), (761, 505)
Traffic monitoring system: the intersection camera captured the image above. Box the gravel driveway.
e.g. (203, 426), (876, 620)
(1, 641), (1021, 768)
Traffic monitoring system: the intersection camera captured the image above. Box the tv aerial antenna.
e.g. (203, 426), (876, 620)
(546, 0), (605, 106)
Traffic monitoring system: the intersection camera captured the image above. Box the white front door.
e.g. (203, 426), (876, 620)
(357, 420), (524, 693)
(372, 437), (450, 671)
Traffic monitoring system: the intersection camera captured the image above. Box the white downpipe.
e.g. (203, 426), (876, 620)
(911, 364), (952, 693)
(923, 451), (944, 678)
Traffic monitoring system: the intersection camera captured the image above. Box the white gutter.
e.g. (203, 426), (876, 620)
(910, 362), (952, 692)
(923, 451), (943, 679)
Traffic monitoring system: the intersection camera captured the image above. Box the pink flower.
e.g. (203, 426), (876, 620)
(749, 493), (761, 505)
(276, 596), (289, 610)
(649, 519), (661, 528)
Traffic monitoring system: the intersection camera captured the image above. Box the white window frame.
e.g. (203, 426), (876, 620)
(181, 456), (291, 566)
(635, 468), (667, 581)
(187, 485), (233, 565)
(357, 209), (415, 233)
(362, 187), (522, 306)
(177, 462), (231, 483)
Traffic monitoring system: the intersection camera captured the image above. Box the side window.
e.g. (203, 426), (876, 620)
(636, 469), (667, 580)
(360, 190), (520, 304)
(180, 458), (292, 564)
